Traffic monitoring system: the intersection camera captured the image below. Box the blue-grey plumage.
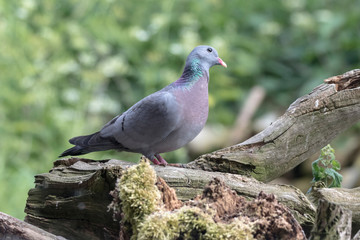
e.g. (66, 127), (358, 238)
(60, 45), (227, 165)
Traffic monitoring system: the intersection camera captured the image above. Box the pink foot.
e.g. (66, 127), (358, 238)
(155, 154), (168, 166)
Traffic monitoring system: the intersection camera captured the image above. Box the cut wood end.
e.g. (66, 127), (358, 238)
(324, 69), (360, 91)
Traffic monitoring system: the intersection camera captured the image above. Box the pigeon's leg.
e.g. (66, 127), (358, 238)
(143, 155), (161, 165)
(150, 157), (161, 165)
(155, 154), (168, 166)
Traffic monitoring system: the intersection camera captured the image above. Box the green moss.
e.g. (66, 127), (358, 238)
(138, 207), (254, 240)
(205, 218), (254, 240)
(117, 160), (254, 240)
(118, 159), (160, 238)
(137, 211), (180, 240)
(177, 207), (212, 239)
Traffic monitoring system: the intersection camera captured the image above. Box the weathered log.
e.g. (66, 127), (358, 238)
(0, 211), (66, 240)
(187, 69), (360, 182)
(308, 185), (360, 235)
(25, 158), (315, 240)
(309, 200), (352, 240)
(24, 69), (360, 239)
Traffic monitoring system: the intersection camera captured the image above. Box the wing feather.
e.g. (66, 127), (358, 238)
(99, 91), (181, 151)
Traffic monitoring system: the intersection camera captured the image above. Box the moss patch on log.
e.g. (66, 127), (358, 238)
(110, 160), (305, 240)
(110, 159), (160, 239)
(138, 207), (253, 240)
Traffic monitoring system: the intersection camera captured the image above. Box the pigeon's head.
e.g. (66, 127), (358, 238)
(187, 45), (227, 70)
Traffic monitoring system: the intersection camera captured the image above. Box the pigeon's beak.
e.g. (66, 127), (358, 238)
(218, 57), (227, 68)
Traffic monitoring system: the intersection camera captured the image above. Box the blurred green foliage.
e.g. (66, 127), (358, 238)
(1, 0), (360, 219)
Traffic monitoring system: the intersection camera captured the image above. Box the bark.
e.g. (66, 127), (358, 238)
(25, 158), (315, 240)
(308, 185), (360, 235)
(354, 230), (360, 240)
(0, 211), (65, 240)
(187, 69), (360, 182)
(309, 200), (352, 240)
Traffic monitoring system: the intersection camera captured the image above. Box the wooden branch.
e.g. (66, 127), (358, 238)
(187, 69), (360, 182)
(0, 212), (65, 240)
(25, 158), (315, 240)
(309, 200), (352, 240)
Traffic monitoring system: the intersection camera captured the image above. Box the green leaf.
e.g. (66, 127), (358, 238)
(331, 159), (341, 171)
(309, 144), (342, 189)
(328, 152), (336, 161)
(328, 171), (343, 188)
(311, 160), (325, 181)
(324, 168), (343, 188)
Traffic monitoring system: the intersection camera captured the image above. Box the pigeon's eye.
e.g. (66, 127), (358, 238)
(207, 48), (212, 53)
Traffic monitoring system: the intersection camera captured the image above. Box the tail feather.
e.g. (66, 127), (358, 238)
(60, 131), (122, 157)
(59, 145), (92, 157)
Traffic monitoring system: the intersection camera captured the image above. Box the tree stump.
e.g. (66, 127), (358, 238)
(310, 200), (352, 240)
